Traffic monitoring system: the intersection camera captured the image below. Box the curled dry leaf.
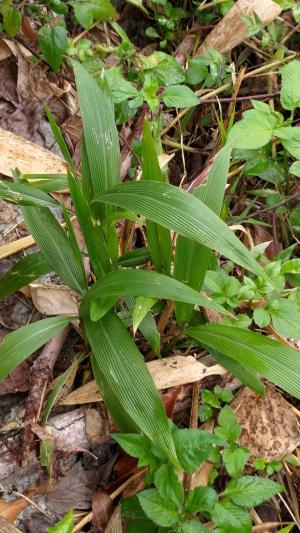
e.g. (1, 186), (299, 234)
(92, 491), (114, 531)
(231, 387), (300, 460)
(197, 0), (282, 56)
(29, 283), (79, 316)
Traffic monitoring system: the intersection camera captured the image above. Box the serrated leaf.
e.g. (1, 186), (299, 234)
(154, 464), (184, 508)
(223, 447), (250, 478)
(223, 476), (283, 507)
(185, 486), (218, 514)
(83, 268), (231, 317)
(162, 85), (199, 108)
(211, 501), (252, 533)
(280, 60), (300, 110)
(173, 428), (213, 473)
(84, 310), (178, 464)
(38, 25), (67, 72)
(187, 324), (300, 399)
(0, 316), (71, 381)
(0, 252), (50, 301)
(138, 489), (179, 527)
(93, 181), (262, 276)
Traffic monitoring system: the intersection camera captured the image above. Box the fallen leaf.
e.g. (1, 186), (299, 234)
(231, 387), (300, 460)
(92, 491), (114, 531)
(0, 126), (66, 178)
(0, 498), (27, 522)
(61, 356), (226, 405)
(104, 505), (122, 533)
(85, 407), (110, 445)
(47, 462), (95, 514)
(0, 516), (22, 532)
(198, 0), (282, 56)
(0, 359), (31, 394)
(30, 284), (79, 316)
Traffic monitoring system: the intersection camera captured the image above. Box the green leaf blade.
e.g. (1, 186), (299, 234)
(0, 252), (50, 301)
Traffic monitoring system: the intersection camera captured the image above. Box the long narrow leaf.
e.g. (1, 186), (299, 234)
(82, 269), (232, 317)
(93, 181), (262, 276)
(22, 174), (69, 193)
(142, 120), (172, 275)
(83, 310), (178, 463)
(22, 206), (87, 295)
(174, 144), (232, 325)
(0, 252), (50, 300)
(188, 324), (300, 399)
(45, 107), (76, 174)
(0, 316), (71, 381)
(0, 179), (59, 208)
(73, 62), (120, 219)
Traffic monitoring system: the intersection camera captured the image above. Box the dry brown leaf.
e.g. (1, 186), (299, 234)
(29, 284), (79, 316)
(104, 505), (122, 533)
(0, 516), (22, 533)
(198, 0), (282, 56)
(0, 498), (27, 523)
(47, 462), (95, 514)
(0, 359), (31, 395)
(61, 356), (227, 405)
(0, 127), (66, 177)
(85, 407), (110, 445)
(92, 492), (114, 531)
(231, 387), (300, 460)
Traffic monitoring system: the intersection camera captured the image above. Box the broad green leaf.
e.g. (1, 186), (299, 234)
(174, 143), (232, 325)
(48, 509), (74, 532)
(154, 464), (184, 508)
(185, 486), (218, 514)
(223, 476), (283, 507)
(228, 102), (282, 150)
(187, 324), (300, 399)
(83, 269), (232, 317)
(71, 2), (93, 28)
(282, 258), (300, 273)
(210, 501), (252, 533)
(253, 306), (271, 328)
(73, 61), (120, 219)
(0, 317), (71, 381)
(2, 5), (21, 37)
(223, 447), (250, 478)
(280, 60), (300, 110)
(274, 127), (300, 159)
(289, 160), (300, 178)
(162, 85), (199, 108)
(106, 67), (139, 104)
(83, 310), (178, 463)
(43, 353), (84, 424)
(142, 120), (172, 275)
(137, 489), (179, 527)
(139, 52), (185, 86)
(0, 252), (50, 300)
(215, 405), (241, 444)
(186, 55), (209, 85)
(38, 25), (67, 72)
(173, 428), (213, 473)
(0, 179), (59, 208)
(132, 296), (157, 334)
(22, 206), (87, 295)
(269, 298), (300, 340)
(93, 181), (262, 276)
(182, 521), (208, 532)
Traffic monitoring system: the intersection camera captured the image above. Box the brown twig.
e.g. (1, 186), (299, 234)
(20, 326), (70, 463)
(243, 190), (300, 221)
(183, 381), (200, 493)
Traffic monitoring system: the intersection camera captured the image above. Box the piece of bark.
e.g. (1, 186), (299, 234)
(197, 0), (282, 56)
(20, 327), (70, 462)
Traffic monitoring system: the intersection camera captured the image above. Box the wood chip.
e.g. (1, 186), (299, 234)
(61, 356), (226, 405)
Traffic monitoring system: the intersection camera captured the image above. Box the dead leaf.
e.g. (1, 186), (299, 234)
(0, 359), (31, 395)
(0, 516), (22, 533)
(162, 388), (181, 418)
(29, 284), (79, 316)
(0, 498), (27, 523)
(253, 225), (281, 260)
(0, 127), (66, 178)
(85, 407), (110, 445)
(198, 0), (282, 56)
(231, 387), (300, 460)
(61, 356), (226, 405)
(47, 462), (95, 514)
(92, 491), (114, 531)
(104, 505), (122, 533)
